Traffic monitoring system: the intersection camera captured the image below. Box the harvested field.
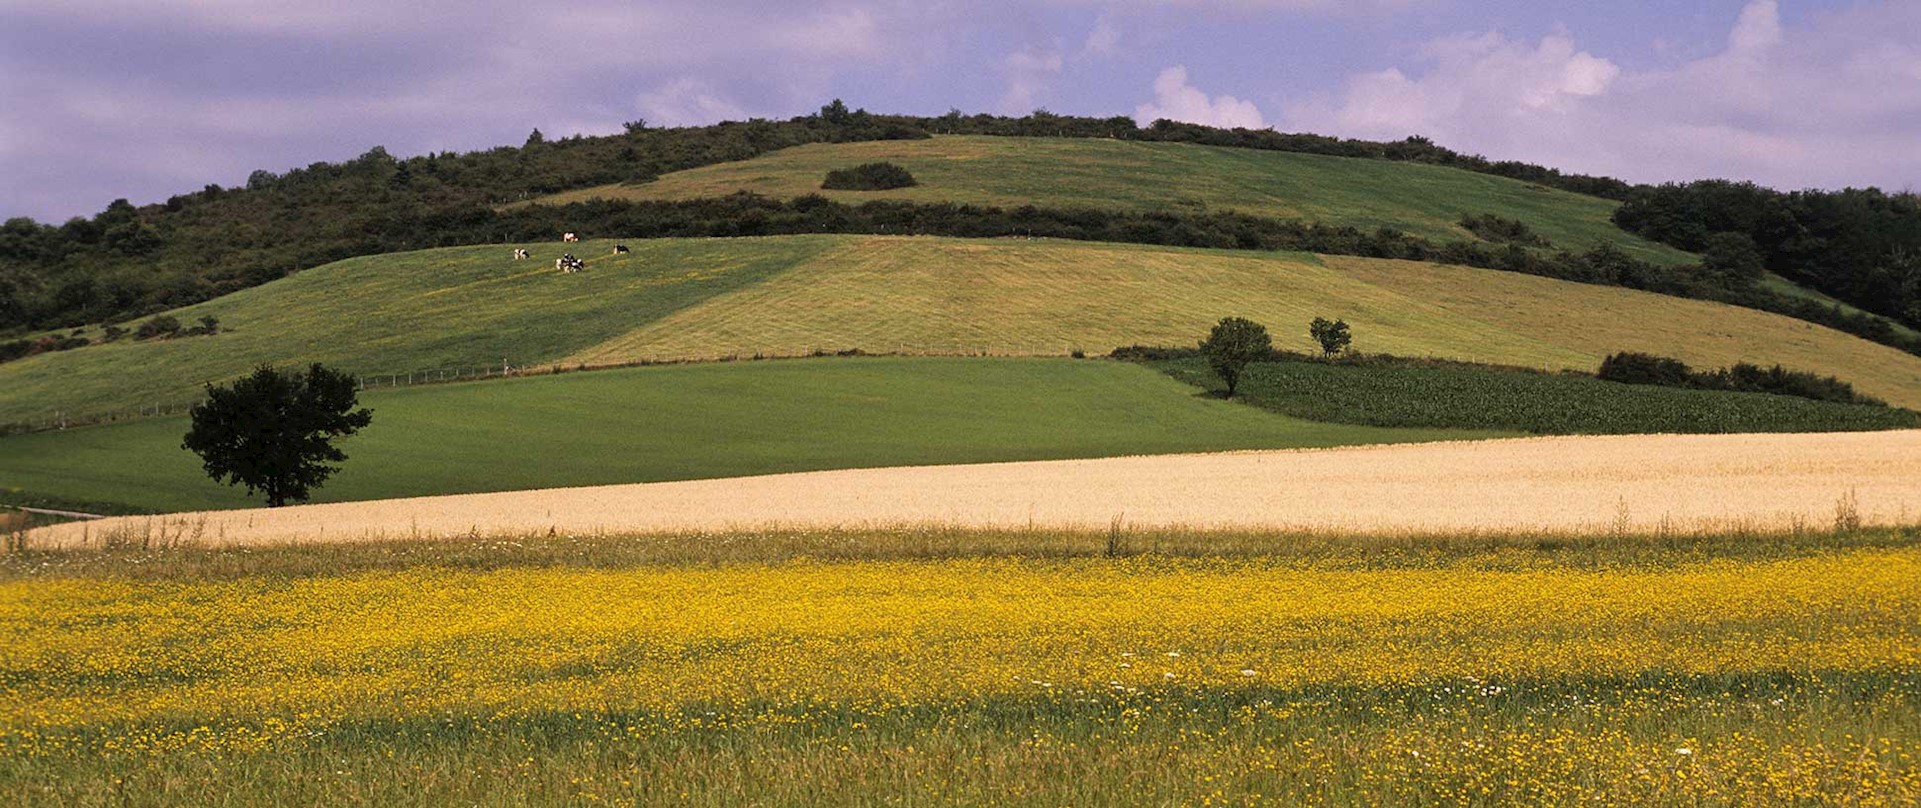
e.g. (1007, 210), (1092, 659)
(28, 430), (1921, 549)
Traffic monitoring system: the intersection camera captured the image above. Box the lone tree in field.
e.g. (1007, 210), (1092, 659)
(1200, 317), (1272, 397)
(182, 364), (373, 507)
(1309, 317), (1352, 358)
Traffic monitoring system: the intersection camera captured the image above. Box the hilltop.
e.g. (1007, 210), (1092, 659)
(527, 135), (1691, 265)
(5, 107), (1916, 358)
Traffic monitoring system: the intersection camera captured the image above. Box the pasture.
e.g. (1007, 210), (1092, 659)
(10, 235), (1921, 426)
(0, 357), (1479, 514)
(3, 528), (1917, 805)
(527, 135), (1694, 265)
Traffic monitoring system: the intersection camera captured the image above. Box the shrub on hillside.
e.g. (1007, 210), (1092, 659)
(1597, 351), (1884, 407)
(134, 315), (182, 340)
(1459, 213), (1551, 247)
(1597, 352), (1694, 387)
(821, 162), (918, 191)
(0, 333), (91, 366)
(1698, 362), (1884, 406)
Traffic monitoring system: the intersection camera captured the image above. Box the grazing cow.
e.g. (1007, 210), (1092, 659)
(556, 254), (585, 273)
(512, 248), (529, 260)
(613, 244), (630, 254)
(562, 232), (579, 243)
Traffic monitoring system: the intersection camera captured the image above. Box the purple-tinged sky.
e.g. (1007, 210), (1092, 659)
(3, 1), (1918, 222)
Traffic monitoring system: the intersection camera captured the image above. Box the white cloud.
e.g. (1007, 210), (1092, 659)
(1081, 14), (1121, 56)
(635, 79), (750, 128)
(1285, 0), (1921, 190)
(1001, 46), (1066, 114)
(1135, 66), (1266, 129)
(1727, 0), (1783, 55)
(1066, 0), (1428, 12)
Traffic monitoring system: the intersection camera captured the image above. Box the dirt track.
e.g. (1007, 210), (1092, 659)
(24, 431), (1921, 549)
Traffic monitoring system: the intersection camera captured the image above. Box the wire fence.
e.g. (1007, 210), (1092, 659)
(1, 344), (1094, 436)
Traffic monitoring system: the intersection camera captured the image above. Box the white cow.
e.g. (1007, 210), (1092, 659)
(512, 248), (529, 260)
(562, 232), (579, 243)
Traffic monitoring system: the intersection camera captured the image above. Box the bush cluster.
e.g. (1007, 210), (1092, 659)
(1597, 351), (1885, 407)
(1459, 213), (1551, 247)
(134, 315), (181, 340)
(821, 163), (917, 191)
(0, 332), (90, 365)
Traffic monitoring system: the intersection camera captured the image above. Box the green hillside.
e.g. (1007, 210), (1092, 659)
(8, 235), (1921, 427)
(529, 135), (1694, 265)
(0, 357), (1486, 513)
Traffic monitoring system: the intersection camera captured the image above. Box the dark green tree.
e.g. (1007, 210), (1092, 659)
(182, 364), (374, 507)
(1309, 317), (1352, 358)
(1200, 316), (1272, 397)
(525, 128), (546, 147)
(1700, 231), (1766, 284)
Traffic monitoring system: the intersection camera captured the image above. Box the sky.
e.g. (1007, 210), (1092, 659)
(3, 0), (1919, 222)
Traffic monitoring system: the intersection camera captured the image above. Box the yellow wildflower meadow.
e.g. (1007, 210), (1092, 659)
(1, 544), (1917, 804)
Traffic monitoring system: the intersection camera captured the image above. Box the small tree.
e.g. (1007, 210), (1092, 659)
(1200, 317), (1272, 397)
(182, 364), (374, 507)
(1309, 317), (1352, 358)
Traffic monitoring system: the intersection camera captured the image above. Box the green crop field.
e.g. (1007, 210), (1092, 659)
(0, 356), (1487, 513)
(528, 135), (1695, 265)
(9, 235), (1920, 426)
(1155, 357), (1921, 435)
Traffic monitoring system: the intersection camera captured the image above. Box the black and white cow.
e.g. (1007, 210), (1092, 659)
(613, 244), (630, 254)
(512, 248), (530, 260)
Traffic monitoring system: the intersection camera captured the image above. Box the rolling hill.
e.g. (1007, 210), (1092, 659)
(7, 235), (1921, 428)
(528, 135), (1694, 265)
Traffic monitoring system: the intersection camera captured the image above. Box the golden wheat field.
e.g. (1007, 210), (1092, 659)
(29, 430), (1921, 549)
(2, 535), (1918, 805)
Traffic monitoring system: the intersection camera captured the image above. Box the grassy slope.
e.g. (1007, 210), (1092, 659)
(0, 357), (1484, 513)
(569, 238), (1921, 409)
(530, 135), (1694, 265)
(0, 237), (832, 424)
(9, 235), (1921, 424)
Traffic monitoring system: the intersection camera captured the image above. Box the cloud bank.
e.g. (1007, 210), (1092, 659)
(1135, 67), (1266, 129)
(1286, 1), (1921, 190)
(3, 0), (1919, 222)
